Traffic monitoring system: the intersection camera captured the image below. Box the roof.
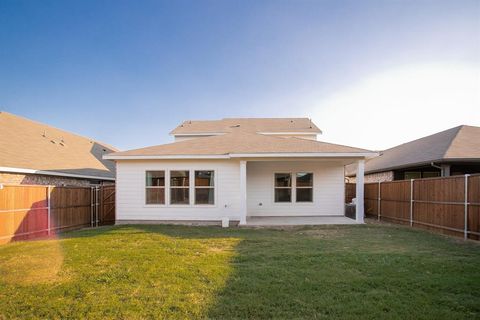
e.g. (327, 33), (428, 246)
(0, 111), (117, 179)
(105, 130), (374, 159)
(170, 118), (322, 135)
(347, 125), (480, 176)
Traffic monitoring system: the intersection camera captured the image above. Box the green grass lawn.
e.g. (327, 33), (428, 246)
(0, 223), (479, 319)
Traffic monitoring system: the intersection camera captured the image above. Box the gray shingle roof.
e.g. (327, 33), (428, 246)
(170, 118), (321, 135)
(0, 112), (117, 179)
(347, 125), (480, 175)
(107, 130), (372, 158)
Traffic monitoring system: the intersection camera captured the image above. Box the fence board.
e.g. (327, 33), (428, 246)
(0, 184), (115, 245)
(349, 174), (480, 240)
(345, 183), (356, 203)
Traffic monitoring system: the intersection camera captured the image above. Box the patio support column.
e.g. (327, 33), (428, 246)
(239, 160), (247, 225)
(356, 159), (365, 223)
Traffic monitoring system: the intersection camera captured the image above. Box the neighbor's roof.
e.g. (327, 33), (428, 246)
(0, 111), (117, 179)
(347, 125), (480, 176)
(170, 118), (322, 135)
(105, 130), (374, 159)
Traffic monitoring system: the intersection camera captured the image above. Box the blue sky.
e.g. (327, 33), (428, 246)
(1, 0), (479, 150)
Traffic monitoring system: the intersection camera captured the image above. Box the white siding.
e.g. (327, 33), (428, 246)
(116, 160), (241, 221)
(116, 159), (346, 222)
(246, 161), (345, 217)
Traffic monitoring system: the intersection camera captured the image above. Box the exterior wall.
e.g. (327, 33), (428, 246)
(247, 161), (345, 217)
(0, 172), (100, 187)
(347, 171), (394, 183)
(115, 159), (242, 222)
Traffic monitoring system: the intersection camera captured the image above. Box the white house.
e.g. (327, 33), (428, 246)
(104, 118), (376, 226)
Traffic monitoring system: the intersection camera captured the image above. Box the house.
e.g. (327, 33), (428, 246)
(104, 118), (377, 226)
(347, 125), (480, 182)
(0, 112), (117, 186)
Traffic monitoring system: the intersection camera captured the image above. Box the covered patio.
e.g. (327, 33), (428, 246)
(237, 157), (367, 226)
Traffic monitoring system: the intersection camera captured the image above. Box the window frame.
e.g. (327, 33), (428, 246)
(273, 171), (314, 204)
(295, 172), (314, 203)
(145, 170), (166, 205)
(194, 170), (216, 206)
(169, 170), (191, 205)
(273, 172), (293, 203)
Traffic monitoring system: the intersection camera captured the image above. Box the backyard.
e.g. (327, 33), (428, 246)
(0, 222), (479, 319)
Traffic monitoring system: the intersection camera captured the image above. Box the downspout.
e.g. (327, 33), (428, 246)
(431, 162), (443, 176)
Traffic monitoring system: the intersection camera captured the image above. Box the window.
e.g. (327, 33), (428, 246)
(274, 173), (292, 202)
(170, 170), (190, 204)
(296, 172), (313, 202)
(195, 170), (215, 205)
(423, 171), (440, 178)
(404, 172), (421, 180)
(146, 171), (165, 204)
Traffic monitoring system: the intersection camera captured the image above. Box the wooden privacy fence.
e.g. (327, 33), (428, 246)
(0, 184), (115, 245)
(345, 183), (356, 203)
(357, 174), (480, 240)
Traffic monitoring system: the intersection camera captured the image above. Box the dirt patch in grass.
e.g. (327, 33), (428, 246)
(0, 240), (67, 286)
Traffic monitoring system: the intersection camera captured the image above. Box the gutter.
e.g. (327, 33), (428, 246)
(0, 166), (115, 181)
(430, 161), (442, 170)
(103, 152), (379, 160)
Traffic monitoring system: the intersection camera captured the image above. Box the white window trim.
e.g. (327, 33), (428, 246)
(144, 169), (217, 208)
(273, 172), (293, 204)
(169, 170), (191, 206)
(295, 172), (314, 203)
(194, 170), (216, 206)
(145, 170), (166, 206)
(273, 172), (314, 205)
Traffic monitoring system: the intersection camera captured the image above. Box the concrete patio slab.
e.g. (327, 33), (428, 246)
(245, 216), (359, 226)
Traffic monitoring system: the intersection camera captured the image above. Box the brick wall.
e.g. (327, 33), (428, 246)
(0, 172), (96, 187)
(347, 171), (394, 183)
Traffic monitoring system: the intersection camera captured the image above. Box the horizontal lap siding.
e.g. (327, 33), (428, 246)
(116, 160), (241, 221)
(247, 161), (345, 217)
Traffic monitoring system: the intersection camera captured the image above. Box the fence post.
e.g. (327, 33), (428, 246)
(464, 174), (470, 240)
(410, 179), (414, 227)
(377, 181), (381, 221)
(95, 187), (99, 227)
(47, 186), (51, 235)
(90, 187), (94, 227)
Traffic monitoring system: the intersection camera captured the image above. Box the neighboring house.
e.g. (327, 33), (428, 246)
(0, 112), (117, 186)
(347, 125), (480, 182)
(104, 118), (376, 225)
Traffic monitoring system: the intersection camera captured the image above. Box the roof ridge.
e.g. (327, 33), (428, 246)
(380, 125), (464, 153)
(440, 125), (464, 158)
